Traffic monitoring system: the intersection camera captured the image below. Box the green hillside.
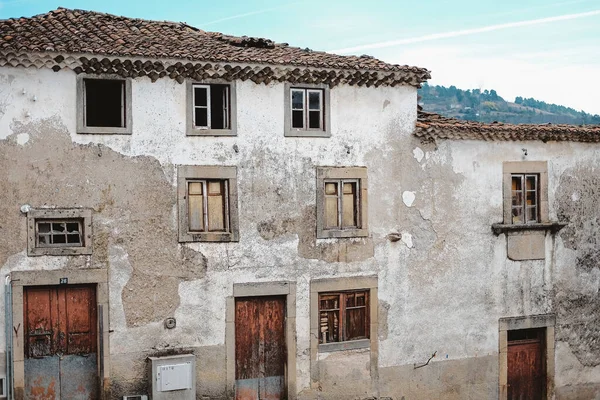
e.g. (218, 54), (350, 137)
(418, 84), (600, 125)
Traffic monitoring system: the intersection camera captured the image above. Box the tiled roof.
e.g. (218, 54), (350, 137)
(415, 109), (600, 143)
(0, 8), (430, 87)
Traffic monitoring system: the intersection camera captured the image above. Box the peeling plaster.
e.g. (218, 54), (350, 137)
(401, 232), (414, 248)
(412, 147), (424, 163)
(16, 133), (29, 145)
(0, 117), (207, 328)
(402, 191), (416, 207)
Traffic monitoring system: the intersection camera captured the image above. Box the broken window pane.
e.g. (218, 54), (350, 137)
(319, 294), (340, 344)
(53, 223), (66, 233)
(85, 79), (125, 128)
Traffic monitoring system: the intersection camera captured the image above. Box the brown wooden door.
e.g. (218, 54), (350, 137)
(235, 296), (286, 400)
(24, 285), (98, 400)
(507, 329), (546, 400)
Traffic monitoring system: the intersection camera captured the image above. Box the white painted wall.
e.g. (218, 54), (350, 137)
(1, 64), (600, 396)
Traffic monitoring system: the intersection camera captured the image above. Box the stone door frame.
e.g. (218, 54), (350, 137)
(10, 269), (110, 400)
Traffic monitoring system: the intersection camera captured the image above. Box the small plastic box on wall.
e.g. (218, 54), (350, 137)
(149, 354), (196, 400)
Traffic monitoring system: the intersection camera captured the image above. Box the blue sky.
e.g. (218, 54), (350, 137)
(2, 0), (599, 114)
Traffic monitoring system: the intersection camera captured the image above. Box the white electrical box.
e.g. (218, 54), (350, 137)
(157, 362), (192, 391)
(149, 354), (196, 400)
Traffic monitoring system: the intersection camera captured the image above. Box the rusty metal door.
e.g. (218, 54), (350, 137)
(24, 285), (98, 400)
(235, 296), (286, 400)
(507, 329), (546, 400)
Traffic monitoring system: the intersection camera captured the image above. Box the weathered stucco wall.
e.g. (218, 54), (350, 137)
(1, 64), (599, 399)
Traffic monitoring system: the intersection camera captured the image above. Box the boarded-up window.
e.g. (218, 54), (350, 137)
(187, 179), (229, 233)
(178, 165), (239, 242)
(290, 88), (324, 130)
(193, 84), (231, 129)
(319, 290), (369, 344)
(323, 179), (359, 230)
(511, 174), (539, 224)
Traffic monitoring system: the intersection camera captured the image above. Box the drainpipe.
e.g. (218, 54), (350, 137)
(5, 275), (13, 400)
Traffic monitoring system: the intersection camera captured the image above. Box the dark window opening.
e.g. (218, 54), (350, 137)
(193, 84), (230, 129)
(84, 79), (125, 128)
(508, 328), (544, 342)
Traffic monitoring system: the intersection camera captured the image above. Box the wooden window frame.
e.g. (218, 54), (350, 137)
(76, 75), (132, 135)
(502, 162), (548, 225)
(511, 173), (540, 224)
(186, 179), (230, 233)
(323, 179), (360, 230)
(27, 209), (93, 256)
(318, 290), (370, 345)
(317, 167), (368, 238)
(177, 165), (239, 242)
(186, 80), (237, 136)
(284, 83), (331, 137)
(310, 275), (378, 359)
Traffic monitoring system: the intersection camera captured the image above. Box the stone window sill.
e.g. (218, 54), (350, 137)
(491, 222), (566, 236)
(318, 338), (370, 353)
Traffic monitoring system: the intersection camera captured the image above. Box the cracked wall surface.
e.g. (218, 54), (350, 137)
(555, 164), (600, 367)
(1, 63), (600, 399)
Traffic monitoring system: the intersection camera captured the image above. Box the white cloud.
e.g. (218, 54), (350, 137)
(200, 2), (302, 26)
(390, 45), (600, 114)
(330, 9), (600, 54)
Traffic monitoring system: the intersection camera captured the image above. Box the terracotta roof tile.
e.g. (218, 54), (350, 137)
(415, 108), (600, 143)
(0, 7), (430, 85)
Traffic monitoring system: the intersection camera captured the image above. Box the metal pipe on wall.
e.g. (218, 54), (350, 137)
(4, 275), (13, 400)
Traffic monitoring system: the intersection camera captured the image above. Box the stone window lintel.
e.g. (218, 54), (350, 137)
(491, 222), (567, 236)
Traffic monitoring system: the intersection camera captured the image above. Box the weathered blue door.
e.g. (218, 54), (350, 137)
(24, 285), (98, 400)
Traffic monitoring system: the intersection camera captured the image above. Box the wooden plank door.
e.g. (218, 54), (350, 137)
(507, 329), (546, 400)
(24, 285), (98, 400)
(235, 296), (286, 400)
